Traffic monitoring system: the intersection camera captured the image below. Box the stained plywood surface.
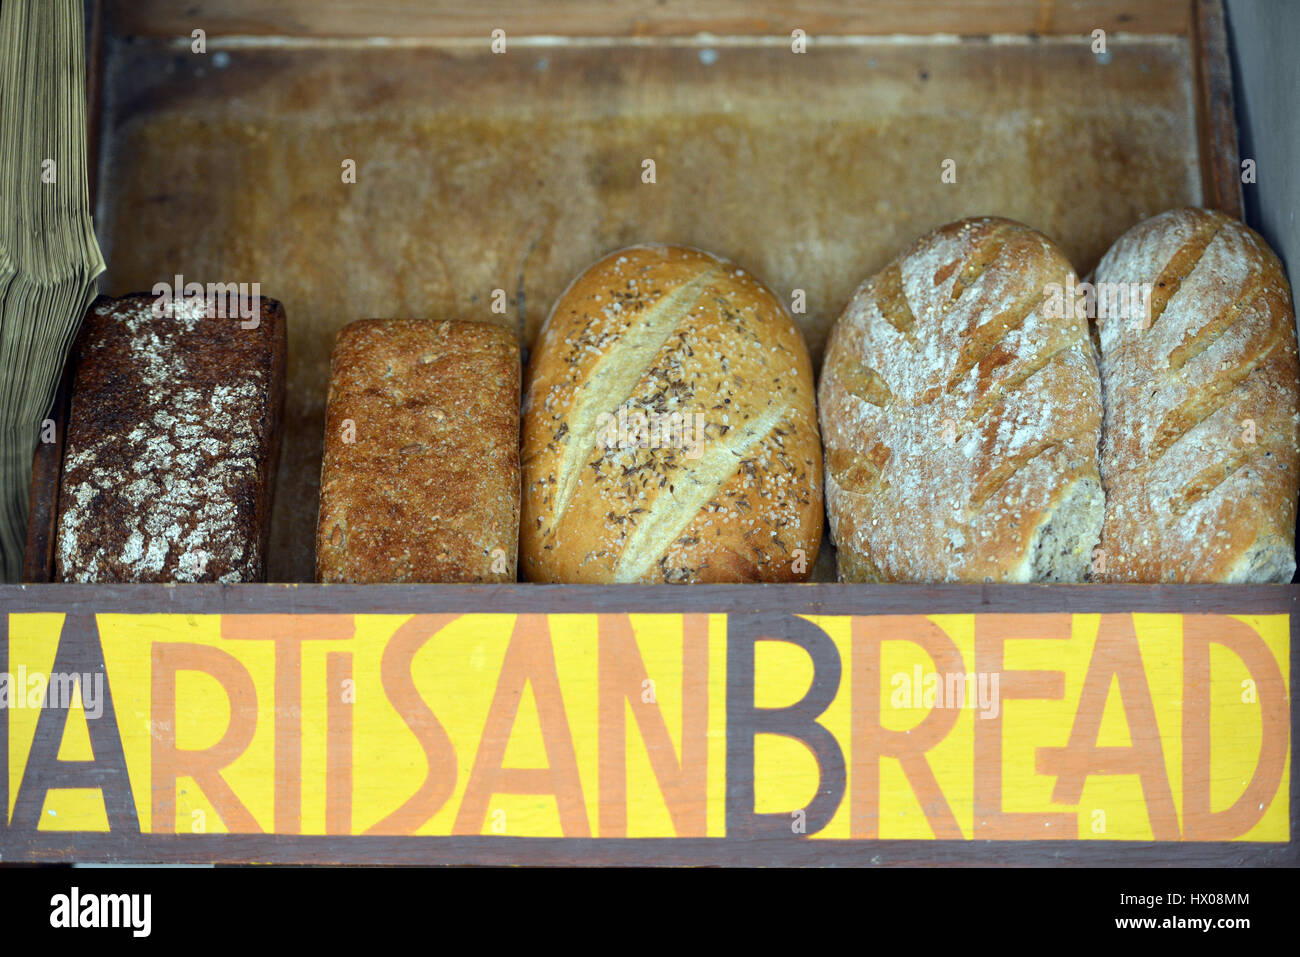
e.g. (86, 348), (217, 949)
(96, 38), (1201, 581)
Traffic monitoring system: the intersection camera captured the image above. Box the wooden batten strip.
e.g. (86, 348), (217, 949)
(1191, 0), (1243, 218)
(108, 0), (1193, 40)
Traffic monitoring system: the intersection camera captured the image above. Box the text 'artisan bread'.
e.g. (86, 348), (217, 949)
(819, 217), (1104, 582)
(521, 245), (823, 583)
(1092, 208), (1300, 582)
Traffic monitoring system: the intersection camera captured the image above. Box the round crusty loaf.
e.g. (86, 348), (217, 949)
(521, 244), (822, 583)
(1092, 208), (1300, 583)
(819, 217), (1105, 582)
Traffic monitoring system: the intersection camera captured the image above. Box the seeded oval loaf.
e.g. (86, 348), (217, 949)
(54, 292), (286, 583)
(1092, 208), (1300, 583)
(521, 244), (822, 583)
(315, 319), (521, 583)
(819, 217), (1104, 582)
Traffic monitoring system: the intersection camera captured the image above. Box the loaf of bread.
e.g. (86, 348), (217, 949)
(55, 292), (286, 582)
(1092, 208), (1300, 582)
(819, 217), (1104, 582)
(521, 245), (822, 583)
(316, 319), (520, 583)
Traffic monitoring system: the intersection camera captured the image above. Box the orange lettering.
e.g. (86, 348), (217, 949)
(326, 651), (353, 835)
(365, 614), (460, 835)
(220, 615), (355, 833)
(1182, 615), (1289, 839)
(597, 614), (707, 837)
(151, 643), (259, 833)
(1037, 614), (1179, 839)
(455, 615), (589, 836)
(851, 615), (963, 839)
(974, 615), (1074, 839)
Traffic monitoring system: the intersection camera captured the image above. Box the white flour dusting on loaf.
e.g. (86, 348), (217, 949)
(55, 294), (283, 583)
(819, 217), (1104, 582)
(1093, 208), (1300, 583)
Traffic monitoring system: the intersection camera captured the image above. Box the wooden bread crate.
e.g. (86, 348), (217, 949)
(2, 0), (1294, 866)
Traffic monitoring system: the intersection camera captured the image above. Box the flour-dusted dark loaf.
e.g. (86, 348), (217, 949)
(1092, 208), (1300, 582)
(54, 293), (286, 582)
(819, 217), (1105, 582)
(315, 319), (521, 583)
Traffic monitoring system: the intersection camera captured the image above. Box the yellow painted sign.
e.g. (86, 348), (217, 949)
(2, 612), (1291, 841)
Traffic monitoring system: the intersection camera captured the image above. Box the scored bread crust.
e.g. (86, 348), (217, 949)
(819, 217), (1104, 583)
(521, 244), (823, 583)
(1093, 208), (1300, 583)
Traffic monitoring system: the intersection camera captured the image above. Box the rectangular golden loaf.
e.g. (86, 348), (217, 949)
(315, 319), (520, 583)
(1092, 208), (1300, 583)
(819, 217), (1105, 583)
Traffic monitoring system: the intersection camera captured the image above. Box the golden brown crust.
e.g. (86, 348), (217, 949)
(819, 217), (1105, 583)
(315, 319), (520, 583)
(1093, 208), (1300, 582)
(521, 245), (822, 583)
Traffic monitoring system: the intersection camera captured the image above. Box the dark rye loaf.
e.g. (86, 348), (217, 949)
(54, 292), (286, 582)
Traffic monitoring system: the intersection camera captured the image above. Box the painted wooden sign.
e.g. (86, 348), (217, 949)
(2, 596), (1289, 861)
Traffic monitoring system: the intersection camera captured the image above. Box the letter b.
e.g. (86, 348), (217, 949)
(726, 614), (846, 838)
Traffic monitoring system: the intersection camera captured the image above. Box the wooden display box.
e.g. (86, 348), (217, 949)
(3, 0), (1295, 866)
